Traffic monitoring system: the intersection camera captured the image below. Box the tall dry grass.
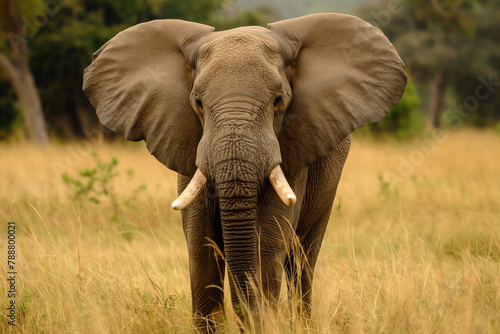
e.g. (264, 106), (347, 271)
(0, 130), (499, 333)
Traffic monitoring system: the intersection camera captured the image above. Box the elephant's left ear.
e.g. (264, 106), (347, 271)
(83, 20), (214, 177)
(268, 13), (407, 176)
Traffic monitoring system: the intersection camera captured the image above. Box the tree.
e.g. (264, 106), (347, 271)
(0, 0), (48, 144)
(358, 0), (483, 129)
(27, 1), (127, 138)
(394, 28), (458, 128)
(447, 0), (500, 126)
(397, 0), (474, 128)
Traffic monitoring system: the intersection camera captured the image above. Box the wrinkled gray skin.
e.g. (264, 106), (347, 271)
(83, 13), (406, 332)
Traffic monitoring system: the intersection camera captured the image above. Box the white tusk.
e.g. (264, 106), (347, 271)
(269, 165), (296, 207)
(172, 169), (207, 210)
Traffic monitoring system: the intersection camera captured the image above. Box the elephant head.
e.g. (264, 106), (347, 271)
(83, 13), (406, 311)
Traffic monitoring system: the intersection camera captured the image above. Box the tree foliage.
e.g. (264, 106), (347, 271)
(359, 0), (500, 128)
(447, 0), (500, 126)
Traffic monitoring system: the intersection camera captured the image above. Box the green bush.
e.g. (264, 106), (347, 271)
(365, 75), (424, 140)
(495, 121), (500, 134)
(62, 152), (146, 224)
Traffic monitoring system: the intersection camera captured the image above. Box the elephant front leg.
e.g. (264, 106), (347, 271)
(257, 219), (299, 311)
(179, 176), (225, 333)
(256, 170), (308, 313)
(188, 246), (225, 332)
(284, 213), (329, 318)
(287, 138), (350, 317)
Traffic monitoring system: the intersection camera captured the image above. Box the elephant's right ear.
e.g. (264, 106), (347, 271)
(269, 14), (406, 176)
(83, 20), (214, 177)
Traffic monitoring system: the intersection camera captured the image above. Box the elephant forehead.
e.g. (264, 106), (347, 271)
(201, 30), (280, 54)
(196, 33), (283, 90)
(199, 32), (281, 69)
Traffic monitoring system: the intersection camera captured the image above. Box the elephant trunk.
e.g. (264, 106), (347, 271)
(215, 158), (261, 314)
(210, 116), (265, 326)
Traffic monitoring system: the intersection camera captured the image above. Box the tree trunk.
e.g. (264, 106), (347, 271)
(428, 70), (445, 129)
(11, 65), (49, 144)
(0, 0), (49, 145)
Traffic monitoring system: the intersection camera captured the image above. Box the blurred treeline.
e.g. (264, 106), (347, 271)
(359, 0), (500, 138)
(0, 0), (499, 144)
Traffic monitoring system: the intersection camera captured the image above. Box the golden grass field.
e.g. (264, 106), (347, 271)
(0, 129), (499, 333)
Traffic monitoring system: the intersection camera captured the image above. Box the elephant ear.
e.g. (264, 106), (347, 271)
(83, 20), (214, 177)
(268, 13), (406, 176)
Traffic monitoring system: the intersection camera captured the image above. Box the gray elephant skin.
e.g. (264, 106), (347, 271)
(83, 13), (406, 332)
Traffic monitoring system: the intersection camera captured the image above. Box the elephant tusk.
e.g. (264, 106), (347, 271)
(269, 165), (296, 207)
(172, 169), (207, 210)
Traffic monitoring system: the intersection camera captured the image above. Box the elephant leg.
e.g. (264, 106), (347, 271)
(179, 176), (224, 333)
(286, 136), (351, 316)
(285, 208), (332, 316)
(259, 245), (288, 310)
(283, 248), (300, 310)
(256, 170), (308, 312)
(188, 245), (225, 332)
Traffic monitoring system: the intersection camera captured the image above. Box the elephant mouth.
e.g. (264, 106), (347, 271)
(172, 164), (296, 210)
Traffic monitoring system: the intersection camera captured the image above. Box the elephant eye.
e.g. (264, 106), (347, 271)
(195, 97), (203, 109)
(274, 94), (283, 107)
(274, 93), (283, 107)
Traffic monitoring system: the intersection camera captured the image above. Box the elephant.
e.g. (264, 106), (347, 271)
(83, 13), (406, 332)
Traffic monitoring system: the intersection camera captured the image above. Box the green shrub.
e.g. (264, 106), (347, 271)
(62, 152), (146, 224)
(62, 153), (119, 205)
(365, 75), (424, 140)
(495, 121), (500, 134)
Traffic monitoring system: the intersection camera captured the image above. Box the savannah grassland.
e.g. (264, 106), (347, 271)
(0, 130), (499, 333)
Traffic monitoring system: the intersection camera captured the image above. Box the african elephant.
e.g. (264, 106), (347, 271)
(83, 13), (406, 332)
